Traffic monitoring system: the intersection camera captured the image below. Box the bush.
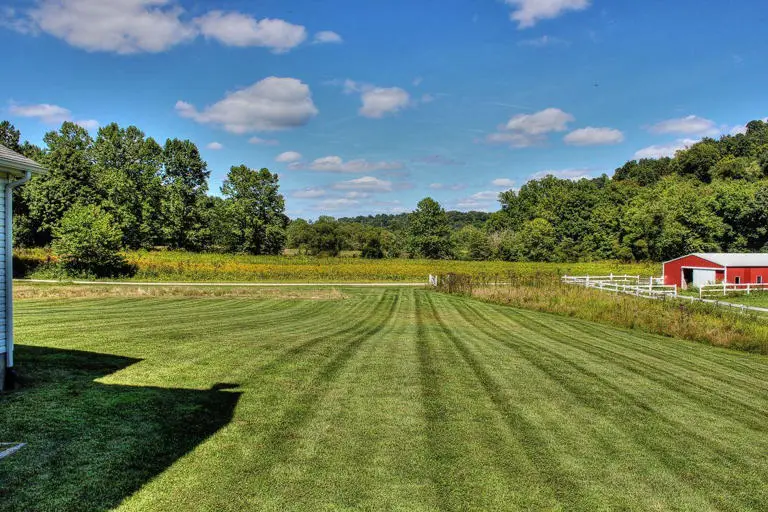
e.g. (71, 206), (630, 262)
(52, 204), (132, 277)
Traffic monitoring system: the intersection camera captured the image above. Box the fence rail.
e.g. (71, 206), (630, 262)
(699, 282), (768, 298)
(561, 275), (675, 299)
(562, 275), (768, 316)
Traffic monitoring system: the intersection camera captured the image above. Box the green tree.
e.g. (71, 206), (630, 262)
(408, 197), (452, 259)
(512, 218), (558, 262)
(93, 123), (164, 249)
(52, 204), (127, 277)
(307, 216), (343, 256)
(676, 140), (721, 182)
(219, 166), (287, 254)
(452, 225), (493, 260)
(711, 155), (762, 181)
(286, 218), (314, 253)
(0, 120), (21, 151)
(621, 176), (724, 260)
(161, 139), (210, 250)
(25, 122), (95, 244)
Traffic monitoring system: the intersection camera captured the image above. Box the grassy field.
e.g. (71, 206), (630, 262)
(470, 281), (768, 354)
(15, 248), (659, 282)
(2, 286), (768, 511)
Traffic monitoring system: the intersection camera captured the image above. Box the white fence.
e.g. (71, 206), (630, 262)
(561, 275), (677, 299)
(563, 274), (768, 316)
(699, 282), (768, 298)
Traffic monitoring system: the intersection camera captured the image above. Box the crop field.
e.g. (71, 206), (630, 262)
(15, 248), (659, 283)
(2, 286), (768, 511)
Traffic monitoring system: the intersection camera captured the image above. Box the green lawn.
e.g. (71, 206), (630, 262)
(2, 287), (768, 511)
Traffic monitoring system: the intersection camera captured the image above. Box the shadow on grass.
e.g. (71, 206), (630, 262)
(0, 345), (241, 512)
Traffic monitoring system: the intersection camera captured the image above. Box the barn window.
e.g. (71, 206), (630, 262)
(735, 276), (741, 284)
(758, 276), (763, 284)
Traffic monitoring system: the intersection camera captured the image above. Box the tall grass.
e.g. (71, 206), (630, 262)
(440, 273), (768, 354)
(14, 248), (659, 283)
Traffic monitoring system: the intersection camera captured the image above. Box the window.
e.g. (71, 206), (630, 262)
(758, 276), (763, 284)
(735, 276), (741, 284)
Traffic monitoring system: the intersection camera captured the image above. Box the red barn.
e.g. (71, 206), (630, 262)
(663, 253), (768, 289)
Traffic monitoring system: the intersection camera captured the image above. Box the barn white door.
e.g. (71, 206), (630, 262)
(692, 269), (716, 287)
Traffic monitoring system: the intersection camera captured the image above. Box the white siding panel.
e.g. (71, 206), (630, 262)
(0, 187), (6, 356)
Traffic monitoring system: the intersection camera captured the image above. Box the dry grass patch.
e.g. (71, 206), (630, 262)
(14, 284), (348, 301)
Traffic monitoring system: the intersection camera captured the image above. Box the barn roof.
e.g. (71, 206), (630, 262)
(0, 143), (46, 175)
(690, 253), (768, 267)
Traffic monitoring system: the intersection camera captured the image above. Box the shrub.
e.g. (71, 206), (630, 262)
(52, 204), (131, 277)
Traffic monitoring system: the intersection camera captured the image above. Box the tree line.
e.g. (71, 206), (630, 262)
(288, 119), (768, 262)
(2, 118), (768, 270)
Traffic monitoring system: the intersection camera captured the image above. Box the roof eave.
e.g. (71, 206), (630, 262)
(0, 160), (46, 176)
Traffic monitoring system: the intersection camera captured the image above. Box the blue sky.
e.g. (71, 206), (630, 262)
(1, 0), (766, 218)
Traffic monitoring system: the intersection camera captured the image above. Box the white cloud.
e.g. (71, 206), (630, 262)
(336, 80), (414, 118)
(518, 35), (569, 47)
(9, 103), (71, 124)
(195, 11), (306, 53)
(413, 77), (423, 87)
(649, 115), (719, 136)
(293, 187), (326, 199)
(730, 124), (748, 135)
(486, 107), (575, 148)
(429, 183), (466, 191)
(485, 131), (541, 148)
(564, 127), (624, 146)
(26, 0), (196, 54)
(206, 142), (223, 150)
(10, 103), (98, 128)
(344, 191), (371, 199)
(176, 77), (318, 133)
(313, 30), (342, 44)
(248, 136), (279, 146)
(456, 191), (500, 210)
(492, 178), (516, 188)
(530, 169), (594, 181)
(295, 156), (404, 173)
(506, 108), (574, 134)
(275, 151), (302, 163)
(412, 155), (464, 166)
(360, 87), (411, 118)
(75, 119), (100, 130)
(506, 0), (591, 29)
(316, 198), (360, 210)
(633, 139), (698, 159)
(332, 176), (392, 192)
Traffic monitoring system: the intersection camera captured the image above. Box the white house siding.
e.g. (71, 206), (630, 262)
(0, 176), (6, 359)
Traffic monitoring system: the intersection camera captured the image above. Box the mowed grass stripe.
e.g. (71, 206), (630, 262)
(445, 297), (726, 510)
(457, 297), (768, 511)
(424, 292), (610, 510)
(505, 308), (768, 425)
(119, 290), (400, 511)
(246, 289), (426, 510)
(5, 288), (768, 511)
(115, 291), (382, 389)
(510, 304), (768, 386)
(416, 292), (563, 511)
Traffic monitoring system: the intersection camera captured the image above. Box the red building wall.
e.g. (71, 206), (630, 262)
(663, 255), (768, 286)
(663, 255), (723, 287)
(724, 267), (768, 284)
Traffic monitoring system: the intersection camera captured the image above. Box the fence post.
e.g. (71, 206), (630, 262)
(674, 284), (678, 297)
(747, 283), (751, 295)
(723, 281), (727, 296)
